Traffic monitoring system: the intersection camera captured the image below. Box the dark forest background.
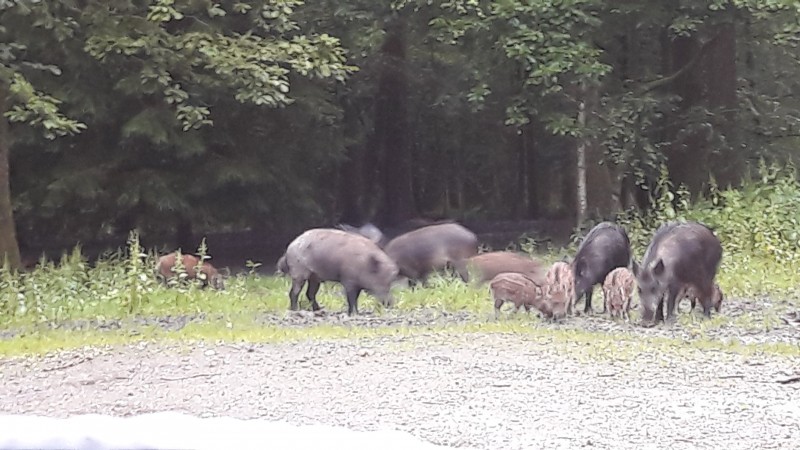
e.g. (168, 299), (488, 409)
(2, 0), (799, 269)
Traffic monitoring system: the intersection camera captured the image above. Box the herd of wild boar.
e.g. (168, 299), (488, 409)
(155, 219), (725, 326)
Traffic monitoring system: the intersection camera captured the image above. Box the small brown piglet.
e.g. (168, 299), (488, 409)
(681, 282), (724, 313)
(602, 267), (635, 321)
(156, 252), (225, 290)
(489, 272), (550, 319)
(545, 261), (576, 316)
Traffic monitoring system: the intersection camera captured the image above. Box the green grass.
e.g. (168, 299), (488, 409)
(2, 312), (798, 360)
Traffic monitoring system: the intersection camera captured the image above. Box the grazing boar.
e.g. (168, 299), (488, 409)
(488, 272), (550, 319)
(680, 282), (724, 314)
(337, 222), (387, 247)
(602, 267), (635, 321)
(383, 222), (479, 285)
(280, 228), (399, 316)
(156, 252), (226, 290)
(544, 261), (576, 315)
(465, 251), (546, 285)
(632, 221), (723, 324)
(571, 222), (632, 315)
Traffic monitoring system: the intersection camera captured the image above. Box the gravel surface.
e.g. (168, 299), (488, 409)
(2, 329), (799, 449)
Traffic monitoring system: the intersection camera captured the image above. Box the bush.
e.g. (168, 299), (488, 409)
(612, 160), (800, 297)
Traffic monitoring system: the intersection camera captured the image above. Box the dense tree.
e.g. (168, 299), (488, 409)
(3, 0), (800, 256)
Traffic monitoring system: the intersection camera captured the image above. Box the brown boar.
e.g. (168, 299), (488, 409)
(571, 222), (632, 315)
(489, 272), (552, 319)
(602, 267), (635, 321)
(383, 222), (478, 285)
(465, 251), (546, 285)
(155, 252), (226, 290)
(544, 261), (576, 316)
(280, 228), (399, 316)
(680, 282), (724, 313)
(632, 221), (722, 324)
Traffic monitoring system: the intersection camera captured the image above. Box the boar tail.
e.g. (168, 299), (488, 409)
(276, 254), (289, 275)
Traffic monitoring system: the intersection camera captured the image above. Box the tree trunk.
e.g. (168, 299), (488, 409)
(376, 14), (417, 225)
(575, 90), (588, 227)
(0, 84), (22, 270)
(665, 18), (739, 193)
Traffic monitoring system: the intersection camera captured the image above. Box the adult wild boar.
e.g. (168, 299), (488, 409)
(488, 272), (549, 319)
(632, 221), (723, 324)
(279, 228), (399, 316)
(156, 252), (226, 290)
(544, 261), (576, 315)
(602, 267), (635, 321)
(571, 222), (632, 314)
(680, 282), (724, 314)
(383, 222), (478, 285)
(465, 251), (546, 285)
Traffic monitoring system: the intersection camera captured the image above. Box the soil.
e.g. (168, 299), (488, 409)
(1, 295), (800, 449)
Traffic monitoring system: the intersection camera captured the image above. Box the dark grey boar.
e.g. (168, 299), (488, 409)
(632, 221), (723, 324)
(544, 261), (576, 316)
(602, 267), (635, 321)
(280, 228), (399, 315)
(680, 282), (724, 314)
(465, 251), (546, 285)
(156, 252), (226, 290)
(488, 272), (548, 319)
(571, 222), (632, 314)
(383, 222), (479, 285)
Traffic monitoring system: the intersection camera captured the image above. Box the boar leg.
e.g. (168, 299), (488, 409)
(289, 278), (307, 311)
(583, 287), (595, 315)
(654, 296), (665, 323)
(665, 284), (682, 322)
(344, 285), (362, 316)
(493, 297), (504, 319)
(305, 275), (322, 311)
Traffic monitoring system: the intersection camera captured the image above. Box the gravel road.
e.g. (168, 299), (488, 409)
(2, 329), (799, 450)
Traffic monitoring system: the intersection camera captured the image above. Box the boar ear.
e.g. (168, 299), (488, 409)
(368, 255), (381, 273)
(651, 259), (665, 276)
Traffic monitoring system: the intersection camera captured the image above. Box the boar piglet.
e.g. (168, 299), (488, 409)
(632, 221), (722, 324)
(280, 228), (399, 316)
(489, 272), (554, 319)
(680, 282), (724, 314)
(602, 267), (635, 321)
(544, 261), (576, 316)
(156, 252), (226, 290)
(466, 251), (545, 285)
(571, 222), (632, 315)
(383, 222), (478, 286)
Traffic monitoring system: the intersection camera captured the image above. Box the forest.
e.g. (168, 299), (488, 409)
(2, 0), (800, 269)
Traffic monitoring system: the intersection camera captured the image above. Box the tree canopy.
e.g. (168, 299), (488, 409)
(2, 0), (800, 265)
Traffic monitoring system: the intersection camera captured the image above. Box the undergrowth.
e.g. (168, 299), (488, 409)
(0, 161), (797, 346)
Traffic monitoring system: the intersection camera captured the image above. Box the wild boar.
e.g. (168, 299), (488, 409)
(680, 282), (724, 314)
(545, 288), (570, 321)
(571, 222), (632, 315)
(155, 252), (226, 290)
(280, 228), (399, 316)
(465, 251), (546, 285)
(602, 267), (635, 321)
(489, 272), (549, 319)
(337, 222), (387, 247)
(544, 261), (576, 316)
(632, 221), (723, 324)
(383, 222), (479, 285)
